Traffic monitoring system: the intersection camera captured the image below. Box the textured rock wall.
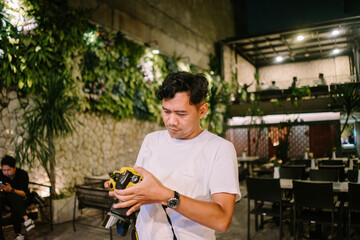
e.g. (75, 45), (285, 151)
(0, 87), (164, 193)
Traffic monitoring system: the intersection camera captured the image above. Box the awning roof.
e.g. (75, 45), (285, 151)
(225, 16), (360, 67)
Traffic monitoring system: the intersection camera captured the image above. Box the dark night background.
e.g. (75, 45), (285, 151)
(232, 0), (360, 37)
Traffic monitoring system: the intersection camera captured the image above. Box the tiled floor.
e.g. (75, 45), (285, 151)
(2, 181), (360, 240)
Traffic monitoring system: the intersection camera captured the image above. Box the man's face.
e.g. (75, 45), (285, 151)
(162, 91), (207, 140)
(2, 165), (16, 179)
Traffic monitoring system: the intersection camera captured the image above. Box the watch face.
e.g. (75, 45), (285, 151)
(167, 191), (180, 209)
(168, 198), (179, 209)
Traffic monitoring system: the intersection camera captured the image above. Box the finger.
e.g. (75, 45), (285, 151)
(113, 191), (137, 202)
(113, 199), (138, 209)
(133, 165), (147, 177)
(104, 181), (110, 188)
(126, 202), (142, 216)
(114, 186), (137, 196)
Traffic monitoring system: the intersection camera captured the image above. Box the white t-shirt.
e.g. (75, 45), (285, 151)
(135, 130), (241, 240)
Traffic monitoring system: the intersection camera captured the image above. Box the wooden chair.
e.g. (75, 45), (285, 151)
(293, 180), (339, 240)
(73, 181), (114, 239)
(347, 169), (359, 183)
(309, 169), (339, 182)
(319, 160), (343, 166)
(286, 160), (311, 168)
(280, 165), (306, 180)
(347, 183), (360, 240)
(319, 165), (345, 182)
(246, 177), (289, 240)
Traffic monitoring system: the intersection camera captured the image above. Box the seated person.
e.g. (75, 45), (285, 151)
(291, 77), (297, 89)
(317, 73), (327, 85)
(266, 81), (280, 90)
(0, 155), (35, 240)
(319, 73), (327, 85)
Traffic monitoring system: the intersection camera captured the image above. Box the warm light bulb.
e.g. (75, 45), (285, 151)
(275, 56), (283, 62)
(332, 30), (339, 36)
(296, 35), (304, 41)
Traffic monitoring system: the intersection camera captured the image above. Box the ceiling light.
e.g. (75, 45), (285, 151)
(296, 35), (304, 41)
(275, 56), (283, 62)
(333, 48), (340, 54)
(332, 30), (339, 36)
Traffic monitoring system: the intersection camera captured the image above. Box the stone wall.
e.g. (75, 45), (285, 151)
(70, 0), (235, 70)
(0, 87), (164, 193)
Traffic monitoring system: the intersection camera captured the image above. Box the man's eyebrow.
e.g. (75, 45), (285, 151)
(162, 106), (187, 113)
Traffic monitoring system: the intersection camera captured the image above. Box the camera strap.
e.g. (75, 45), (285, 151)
(162, 206), (177, 240)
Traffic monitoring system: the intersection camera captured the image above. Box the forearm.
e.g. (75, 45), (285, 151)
(160, 188), (235, 232)
(13, 188), (26, 197)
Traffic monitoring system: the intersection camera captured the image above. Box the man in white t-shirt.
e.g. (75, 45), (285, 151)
(109, 72), (241, 239)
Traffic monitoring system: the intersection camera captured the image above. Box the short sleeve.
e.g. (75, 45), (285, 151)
(208, 141), (241, 201)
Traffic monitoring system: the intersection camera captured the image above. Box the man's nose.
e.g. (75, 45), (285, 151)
(168, 113), (178, 126)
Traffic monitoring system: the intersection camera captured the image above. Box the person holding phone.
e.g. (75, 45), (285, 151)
(0, 155), (35, 240)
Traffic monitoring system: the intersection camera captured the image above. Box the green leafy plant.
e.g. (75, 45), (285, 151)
(14, 72), (78, 197)
(331, 83), (360, 135)
(1, 0), (90, 92)
(291, 86), (310, 106)
(202, 73), (234, 135)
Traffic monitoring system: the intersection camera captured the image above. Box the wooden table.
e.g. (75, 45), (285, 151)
(237, 156), (260, 176)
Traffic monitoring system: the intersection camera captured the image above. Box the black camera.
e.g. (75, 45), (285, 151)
(102, 167), (142, 238)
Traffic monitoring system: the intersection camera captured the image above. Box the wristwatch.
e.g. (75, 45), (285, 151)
(167, 191), (180, 209)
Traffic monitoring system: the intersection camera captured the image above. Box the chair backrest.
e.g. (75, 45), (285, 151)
(75, 182), (113, 210)
(347, 169), (359, 183)
(293, 180), (334, 209)
(280, 165), (306, 179)
(348, 183), (360, 211)
(246, 177), (281, 203)
(318, 165), (345, 181)
(319, 160), (343, 166)
(286, 160), (311, 167)
(309, 169), (339, 182)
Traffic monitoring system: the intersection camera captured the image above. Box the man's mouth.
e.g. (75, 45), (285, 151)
(168, 127), (179, 133)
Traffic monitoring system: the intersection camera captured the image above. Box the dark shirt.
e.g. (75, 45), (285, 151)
(0, 168), (30, 196)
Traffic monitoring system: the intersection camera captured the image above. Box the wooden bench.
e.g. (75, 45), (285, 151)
(73, 181), (114, 238)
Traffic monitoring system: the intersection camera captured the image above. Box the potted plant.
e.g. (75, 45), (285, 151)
(14, 72), (78, 199)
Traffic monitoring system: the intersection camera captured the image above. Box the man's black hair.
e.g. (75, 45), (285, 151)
(156, 72), (208, 105)
(1, 155), (16, 168)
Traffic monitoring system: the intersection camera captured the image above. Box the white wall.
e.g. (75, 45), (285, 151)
(222, 46), (256, 91)
(258, 56), (351, 89)
(236, 55), (256, 91)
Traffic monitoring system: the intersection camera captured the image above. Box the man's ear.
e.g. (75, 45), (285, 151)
(199, 103), (208, 118)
